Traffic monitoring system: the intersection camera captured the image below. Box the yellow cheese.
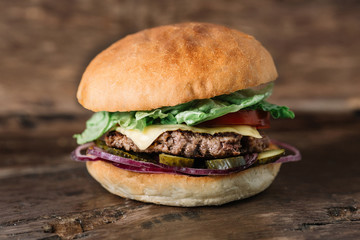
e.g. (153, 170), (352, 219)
(116, 124), (262, 150)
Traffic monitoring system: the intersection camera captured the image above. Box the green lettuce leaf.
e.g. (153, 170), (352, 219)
(246, 101), (295, 119)
(74, 83), (294, 144)
(74, 112), (117, 145)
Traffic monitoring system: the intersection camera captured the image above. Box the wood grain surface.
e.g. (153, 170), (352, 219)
(1, 0), (360, 239)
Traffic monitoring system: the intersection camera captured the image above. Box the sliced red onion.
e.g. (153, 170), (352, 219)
(168, 153), (257, 176)
(72, 143), (257, 175)
(88, 147), (161, 168)
(71, 140), (300, 176)
(87, 147), (254, 175)
(111, 162), (180, 175)
(72, 145), (179, 174)
(71, 142), (100, 162)
(87, 147), (177, 174)
(271, 139), (302, 163)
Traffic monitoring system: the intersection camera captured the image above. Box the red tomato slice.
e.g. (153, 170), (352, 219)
(199, 110), (270, 128)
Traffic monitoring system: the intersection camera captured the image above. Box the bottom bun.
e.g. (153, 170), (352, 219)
(86, 161), (281, 207)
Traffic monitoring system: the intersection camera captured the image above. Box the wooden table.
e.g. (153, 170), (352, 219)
(1, 113), (359, 239)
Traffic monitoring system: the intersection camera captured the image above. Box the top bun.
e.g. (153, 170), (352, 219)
(77, 22), (277, 112)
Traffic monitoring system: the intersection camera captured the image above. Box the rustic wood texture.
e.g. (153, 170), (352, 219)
(1, 0), (360, 239)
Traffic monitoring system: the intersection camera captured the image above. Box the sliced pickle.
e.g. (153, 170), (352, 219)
(94, 140), (156, 163)
(205, 156), (245, 170)
(257, 149), (285, 164)
(95, 139), (107, 149)
(159, 154), (194, 167)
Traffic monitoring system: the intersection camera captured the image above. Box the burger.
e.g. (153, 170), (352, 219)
(72, 22), (301, 207)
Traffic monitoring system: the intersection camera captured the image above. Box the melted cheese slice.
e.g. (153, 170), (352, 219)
(116, 124), (262, 150)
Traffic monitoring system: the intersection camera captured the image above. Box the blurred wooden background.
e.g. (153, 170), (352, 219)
(1, 0), (359, 121)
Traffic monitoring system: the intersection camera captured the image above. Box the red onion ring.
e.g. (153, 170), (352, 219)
(271, 139), (302, 163)
(110, 162), (180, 175)
(167, 153), (258, 175)
(71, 142), (100, 161)
(71, 139), (301, 176)
(88, 147), (163, 168)
(71, 145), (180, 174)
(87, 146), (257, 176)
(87, 147), (177, 174)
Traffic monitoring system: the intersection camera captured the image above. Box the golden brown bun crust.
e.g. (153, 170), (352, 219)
(77, 22), (278, 112)
(86, 161), (281, 207)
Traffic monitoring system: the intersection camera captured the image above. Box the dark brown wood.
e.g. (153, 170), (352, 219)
(1, 113), (359, 239)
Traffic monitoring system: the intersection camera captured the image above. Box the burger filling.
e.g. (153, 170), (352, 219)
(74, 82), (296, 170)
(105, 130), (269, 159)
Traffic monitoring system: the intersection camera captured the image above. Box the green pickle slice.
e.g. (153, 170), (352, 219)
(159, 154), (195, 167)
(205, 156), (246, 170)
(94, 140), (156, 163)
(257, 149), (285, 164)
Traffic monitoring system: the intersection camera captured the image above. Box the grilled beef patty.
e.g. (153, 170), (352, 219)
(105, 130), (269, 158)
